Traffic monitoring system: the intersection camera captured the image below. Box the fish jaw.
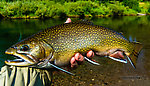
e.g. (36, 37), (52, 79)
(5, 47), (37, 66)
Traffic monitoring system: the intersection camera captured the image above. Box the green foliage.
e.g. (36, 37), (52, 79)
(91, 8), (105, 15)
(107, 1), (126, 16)
(64, 1), (99, 16)
(123, 0), (141, 12)
(21, 2), (37, 16)
(91, 4), (112, 16)
(123, 8), (138, 15)
(144, 2), (150, 13)
(148, 8), (150, 13)
(0, 1), (37, 17)
(2, 1), (23, 17)
(140, 7), (148, 13)
(35, 2), (64, 18)
(0, 1), (65, 18)
(0, 0), (148, 18)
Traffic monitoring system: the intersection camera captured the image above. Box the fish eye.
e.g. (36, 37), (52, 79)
(20, 45), (30, 51)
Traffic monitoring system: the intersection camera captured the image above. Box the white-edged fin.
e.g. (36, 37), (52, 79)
(125, 55), (136, 69)
(84, 57), (100, 65)
(108, 56), (127, 63)
(47, 62), (75, 76)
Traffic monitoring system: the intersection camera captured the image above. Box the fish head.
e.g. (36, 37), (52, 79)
(5, 39), (54, 66)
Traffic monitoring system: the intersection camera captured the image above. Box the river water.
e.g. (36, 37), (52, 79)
(0, 16), (150, 86)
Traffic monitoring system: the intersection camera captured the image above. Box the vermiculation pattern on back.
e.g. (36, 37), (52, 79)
(35, 22), (127, 52)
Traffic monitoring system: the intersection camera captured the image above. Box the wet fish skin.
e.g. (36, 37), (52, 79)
(5, 22), (142, 68)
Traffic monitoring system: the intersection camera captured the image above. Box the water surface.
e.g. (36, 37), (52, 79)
(0, 16), (150, 85)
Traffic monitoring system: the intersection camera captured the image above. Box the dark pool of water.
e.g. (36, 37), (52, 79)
(0, 16), (150, 86)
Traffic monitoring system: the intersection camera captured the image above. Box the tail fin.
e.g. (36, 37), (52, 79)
(128, 42), (143, 68)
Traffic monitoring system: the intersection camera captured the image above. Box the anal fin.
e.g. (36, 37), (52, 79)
(107, 56), (127, 63)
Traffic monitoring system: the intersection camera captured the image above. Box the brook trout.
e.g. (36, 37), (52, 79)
(5, 21), (142, 71)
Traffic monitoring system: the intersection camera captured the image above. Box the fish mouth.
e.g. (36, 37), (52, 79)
(5, 51), (37, 66)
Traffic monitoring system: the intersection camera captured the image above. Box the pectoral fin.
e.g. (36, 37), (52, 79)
(47, 62), (75, 75)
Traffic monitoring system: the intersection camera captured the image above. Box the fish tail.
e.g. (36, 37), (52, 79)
(128, 42), (143, 68)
